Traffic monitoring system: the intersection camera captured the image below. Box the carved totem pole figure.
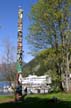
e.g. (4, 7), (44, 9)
(15, 7), (23, 101)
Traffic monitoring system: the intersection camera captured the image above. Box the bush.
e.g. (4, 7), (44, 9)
(51, 81), (61, 93)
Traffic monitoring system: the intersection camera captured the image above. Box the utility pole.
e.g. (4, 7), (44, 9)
(15, 7), (23, 101)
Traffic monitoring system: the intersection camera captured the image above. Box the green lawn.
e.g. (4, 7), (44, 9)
(0, 93), (71, 108)
(0, 95), (14, 103)
(26, 92), (71, 101)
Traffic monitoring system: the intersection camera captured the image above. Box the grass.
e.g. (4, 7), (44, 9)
(26, 92), (71, 101)
(0, 95), (14, 103)
(0, 92), (71, 108)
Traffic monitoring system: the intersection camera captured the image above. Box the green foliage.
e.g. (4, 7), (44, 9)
(23, 48), (62, 78)
(27, 0), (71, 51)
(26, 0), (71, 92)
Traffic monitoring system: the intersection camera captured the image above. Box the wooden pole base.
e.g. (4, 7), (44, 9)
(15, 83), (22, 102)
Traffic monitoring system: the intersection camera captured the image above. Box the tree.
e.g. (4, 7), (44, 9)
(28, 0), (71, 48)
(1, 37), (16, 83)
(27, 0), (71, 92)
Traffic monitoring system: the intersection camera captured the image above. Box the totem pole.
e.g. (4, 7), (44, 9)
(15, 7), (23, 101)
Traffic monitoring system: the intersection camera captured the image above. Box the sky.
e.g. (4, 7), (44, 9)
(0, 0), (37, 63)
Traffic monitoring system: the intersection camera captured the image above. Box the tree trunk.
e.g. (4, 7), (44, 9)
(65, 52), (70, 92)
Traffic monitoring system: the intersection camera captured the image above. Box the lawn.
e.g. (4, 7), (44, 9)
(0, 93), (71, 108)
(0, 95), (14, 103)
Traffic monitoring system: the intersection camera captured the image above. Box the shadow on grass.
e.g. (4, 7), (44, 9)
(0, 96), (71, 108)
